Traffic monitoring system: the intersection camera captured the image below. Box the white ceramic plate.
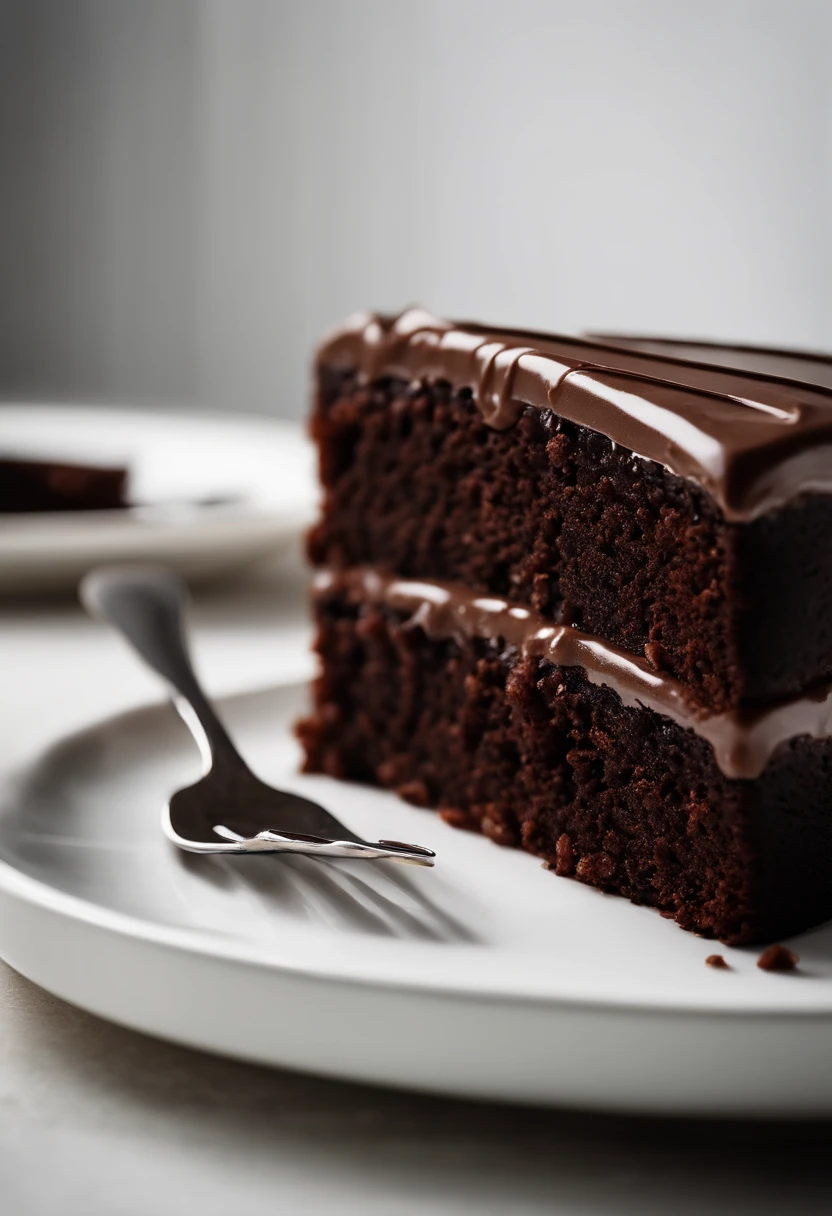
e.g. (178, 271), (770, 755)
(1, 681), (831, 1116)
(0, 406), (317, 592)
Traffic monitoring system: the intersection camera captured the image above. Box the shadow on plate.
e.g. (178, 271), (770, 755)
(175, 848), (479, 944)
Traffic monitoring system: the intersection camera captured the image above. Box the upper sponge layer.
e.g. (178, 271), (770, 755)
(317, 310), (832, 521)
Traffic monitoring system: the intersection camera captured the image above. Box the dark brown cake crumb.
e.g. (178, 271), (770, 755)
(394, 780), (430, 807)
(554, 832), (575, 876)
(644, 641), (667, 672)
(757, 944), (800, 972)
(575, 851), (617, 885)
(438, 807), (474, 832)
(705, 954), (730, 969)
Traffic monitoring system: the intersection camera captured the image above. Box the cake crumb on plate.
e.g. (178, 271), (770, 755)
(757, 944), (799, 972)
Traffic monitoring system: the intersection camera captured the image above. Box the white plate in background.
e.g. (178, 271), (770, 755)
(0, 406), (317, 593)
(0, 681), (831, 1117)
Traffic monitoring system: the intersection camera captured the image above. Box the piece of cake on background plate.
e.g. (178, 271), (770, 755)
(0, 456), (127, 512)
(299, 308), (832, 946)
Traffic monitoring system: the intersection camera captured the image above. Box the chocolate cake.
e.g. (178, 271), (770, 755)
(0, 456), (128, 513)
(299, 309), (832, 945)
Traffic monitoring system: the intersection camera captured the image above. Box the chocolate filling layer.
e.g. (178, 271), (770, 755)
(316, 568), (832, 780)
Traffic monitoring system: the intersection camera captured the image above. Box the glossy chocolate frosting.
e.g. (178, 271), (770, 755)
(589, 334), (832, 388)
(317, 568), (832, 780)
(317, 310), (832, 520)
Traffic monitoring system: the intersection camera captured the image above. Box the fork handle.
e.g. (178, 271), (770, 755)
(80, 565), (246, 774)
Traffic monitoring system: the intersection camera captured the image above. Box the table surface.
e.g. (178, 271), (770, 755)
(1, 547), (832, 1216)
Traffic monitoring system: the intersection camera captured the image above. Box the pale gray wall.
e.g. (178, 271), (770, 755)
(1, 0), (831, 418)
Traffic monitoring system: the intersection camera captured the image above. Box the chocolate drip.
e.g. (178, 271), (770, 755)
(317, 310), (832, 520)
(316, 567), (832, 780)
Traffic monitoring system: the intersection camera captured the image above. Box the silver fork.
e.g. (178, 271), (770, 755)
(79, 567), (436, 867)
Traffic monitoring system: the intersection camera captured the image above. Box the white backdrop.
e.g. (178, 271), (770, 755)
(1, 0), (830, 417)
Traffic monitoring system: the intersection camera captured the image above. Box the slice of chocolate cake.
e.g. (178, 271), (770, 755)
(0, 456), (128, 513)
(299, 309), (832, 945)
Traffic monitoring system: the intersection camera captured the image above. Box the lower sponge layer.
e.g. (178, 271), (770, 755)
(298, 585), (832, 946)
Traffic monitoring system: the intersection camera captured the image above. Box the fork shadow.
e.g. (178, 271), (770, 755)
(175, 848), (480, 944)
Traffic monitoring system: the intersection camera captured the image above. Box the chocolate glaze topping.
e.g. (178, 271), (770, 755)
(317, 567), (832, 780)
(590, 334), (832, 389)
(317, 310), (832, 520)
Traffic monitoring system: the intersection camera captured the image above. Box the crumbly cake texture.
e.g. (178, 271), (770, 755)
(309, 370), (832, 713)
(299, 581), (832, 946)
(301, 311), (832, 944)
(0, 457), (128, 512)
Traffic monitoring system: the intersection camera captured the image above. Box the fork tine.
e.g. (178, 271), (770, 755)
(212, 823), (435, 866)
